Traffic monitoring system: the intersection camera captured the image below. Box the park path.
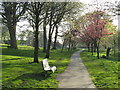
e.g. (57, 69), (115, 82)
(56, 49), (96, 88)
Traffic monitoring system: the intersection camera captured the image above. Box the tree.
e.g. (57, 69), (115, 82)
(100, 21), (117, 57)
(27, 2), (45, 63)
(52, 25), (58, 49)
(1, 2), (27, 49)
(45, 2), (69, 58)
(45, 2), (82, 57)
(42, 3), (50, 52)
(50, 2), (83, 52)
(79, 11), (113, 59)
(59, 2), (83, 52)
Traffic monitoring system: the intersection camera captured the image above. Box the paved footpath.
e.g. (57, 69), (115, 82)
(56, 49), (96, 88)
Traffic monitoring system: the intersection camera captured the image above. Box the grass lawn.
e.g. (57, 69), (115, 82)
(1, 44), (78, 88)
(80, 50), (119, 88)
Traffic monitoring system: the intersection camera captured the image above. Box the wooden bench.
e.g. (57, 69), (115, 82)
(42, 59), (56, 77)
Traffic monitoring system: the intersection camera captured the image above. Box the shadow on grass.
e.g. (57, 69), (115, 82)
(12, 72), (51, 81)
(2, 45), (79, 61)
(2, 61), (43, 71)
(82, 50), (119, 62)
(2, 48), (35, 58)
(2, 48), (47, 59)
(2, 58), (22, 61)
(105, 57), (119, 61)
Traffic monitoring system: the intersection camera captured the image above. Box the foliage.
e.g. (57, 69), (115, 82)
(80, 11), (112, 44)
(44, 2), (83, 58)
(1, 44), (78, 88)
(75, 11), (115, 59)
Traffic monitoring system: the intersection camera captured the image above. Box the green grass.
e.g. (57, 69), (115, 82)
(80, 50), (119, 88)
(1, 44), (78, 88)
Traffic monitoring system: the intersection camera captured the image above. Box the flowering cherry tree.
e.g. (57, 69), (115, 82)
(80, 11), (113, 59)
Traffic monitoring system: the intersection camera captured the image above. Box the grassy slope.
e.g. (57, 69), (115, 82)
(1, 44), (78, 88)
(80, 50), (119, 88)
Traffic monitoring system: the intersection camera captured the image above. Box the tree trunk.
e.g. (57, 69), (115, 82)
(96, 42), (100, 59)
(113, 36), (115, 57)
(43, 10), (48, 52)
(45, 21), (52, 58)
(8, 25), (17, 49)
(61, 40), (65, 53)
(91, 43), (93, 55)
(68, 38), (71, 51)
(68, 43), (70, 51)
(71, 43), (74, 50)
(33, 17), (39, 63)
(45, 35), (52, 58)
(87, 43), (90, 52)
(52, 25), (58, 50)
(72, 43), (77, 50)
(93, 43), (96, 52)
(45, 10), (53, 58)
(45, 24), (55, 58)
(43, 23), (47, 52)
(106, 47), (111, 59)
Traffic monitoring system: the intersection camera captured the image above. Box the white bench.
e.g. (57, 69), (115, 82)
(42, 59), (56, 76)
